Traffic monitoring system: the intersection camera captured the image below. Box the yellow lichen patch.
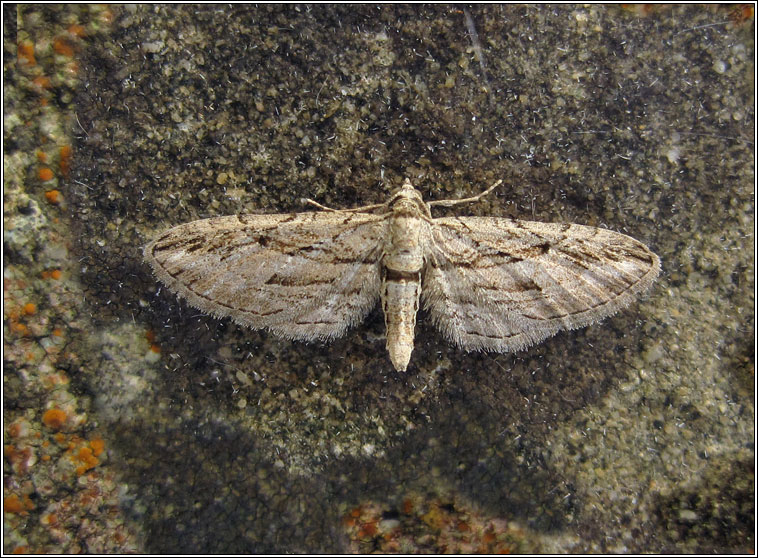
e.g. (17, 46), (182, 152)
(42, 408), (67, 430)
(421, 503), (447, 530)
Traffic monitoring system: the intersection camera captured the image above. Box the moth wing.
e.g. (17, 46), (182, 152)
(423, 216), (660, 353)
(144, 212), (386, 340)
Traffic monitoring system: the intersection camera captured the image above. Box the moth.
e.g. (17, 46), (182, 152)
(144, 179), (660, 371)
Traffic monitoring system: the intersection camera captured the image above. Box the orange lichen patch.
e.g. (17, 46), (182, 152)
(10, 322), (29, 335)
(4, 494), (25, 513)
(42, 268), (63, 280)
(52, 37), (75, 57)
(38, 167), (55, 181)
(38, 167), (54, 181)
(481, 528), (496, 544)
(98, 7), (114, 24)
(12, 545), (30, 554)
(7, 421), (26, 438)
(44, 190), (61, 204)
(89, 437), (105, 457)
(32, 76), (51, 90)
(150, 343), (161, 354)
(63, 61), (79, 77)
(729, 4), (754, 26)
(41, 512), (58, 526)
(3, 493), (34, 514)
(145, 329), (156, 343)
(59, 145), (72, 177)
(53, 432), (66, 445)
(42, 371), (70, 390)
(42, 408), (68, 430)
(344, 496), (531, 554)
(22, 302), (37, 316)
(357, 520), (378, 539)
(401, 498), (414, 515)
(620, 4), (662, 17)
(73, 446), (99, 475)
(67, 24), (86, 38)
(52, 328), (64, 337)
(18, 40), (35, 65)
(36, 150), (48, 163)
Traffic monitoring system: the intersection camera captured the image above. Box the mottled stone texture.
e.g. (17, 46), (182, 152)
(6, 4), (753, 554)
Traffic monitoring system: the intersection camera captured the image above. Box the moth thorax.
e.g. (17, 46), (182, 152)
(389, 191), (431, 218)
(384, 214), (424, 273)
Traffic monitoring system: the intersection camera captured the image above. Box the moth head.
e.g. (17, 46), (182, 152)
(388, 178), (430, 217)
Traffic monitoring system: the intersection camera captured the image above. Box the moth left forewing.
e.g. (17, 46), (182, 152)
(144, 211), (386, 340)
(423, 216), (660, 353)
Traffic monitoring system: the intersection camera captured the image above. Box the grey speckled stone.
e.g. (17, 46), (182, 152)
(7, 4), (751, 554)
